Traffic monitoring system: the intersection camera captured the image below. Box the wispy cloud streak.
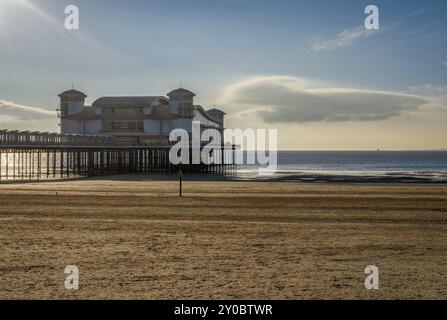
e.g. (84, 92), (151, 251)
(311, 26), (376, 51)
(0, 100), (55, 120)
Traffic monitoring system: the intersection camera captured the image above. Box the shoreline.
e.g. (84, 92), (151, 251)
(2, 171), (447, 185)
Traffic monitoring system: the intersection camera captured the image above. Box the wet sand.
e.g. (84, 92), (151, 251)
(0, 175), (446, 299)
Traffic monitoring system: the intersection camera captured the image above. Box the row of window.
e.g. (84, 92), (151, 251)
(62, 106), (194, 118)
(58, 104), (68, 117)
(178, 103), (194, 117)
(102, 107), (144, 116)
(60, 96), (85, 102)
(103, 121), (144, 133)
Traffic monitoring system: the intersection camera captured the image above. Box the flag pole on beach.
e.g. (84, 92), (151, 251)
(177, 169), (183, 197)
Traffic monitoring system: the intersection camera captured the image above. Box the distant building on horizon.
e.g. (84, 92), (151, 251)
(57, 88), (225, 145)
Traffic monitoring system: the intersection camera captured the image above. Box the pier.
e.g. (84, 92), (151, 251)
(0, 130), (236, 182)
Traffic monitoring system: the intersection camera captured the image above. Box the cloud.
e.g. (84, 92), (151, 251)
(0, 100), (55, 121)
(408, 83), (447, 106)
(311, 26), (376, 51)
(443, 61), (447, 67)
(220, 76), (435, 124)
(408, 84), (447, 95)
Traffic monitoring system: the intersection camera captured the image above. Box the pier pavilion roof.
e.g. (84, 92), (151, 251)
(192, 105), (224, 125)
(207, 108), (226, 115)
(58, 89), (87, 97)
(92, 96), (168, 108)
(166, 88), (196, 97)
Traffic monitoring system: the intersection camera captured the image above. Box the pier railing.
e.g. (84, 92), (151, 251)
(0, 129), (114, 146)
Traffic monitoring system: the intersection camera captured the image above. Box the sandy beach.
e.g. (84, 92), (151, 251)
(0, 175), (446, 299)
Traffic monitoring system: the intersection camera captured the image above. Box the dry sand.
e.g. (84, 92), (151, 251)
(0, 174), (446, 299)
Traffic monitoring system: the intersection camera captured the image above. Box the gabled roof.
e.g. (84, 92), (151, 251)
(167, 88), (196, 97)
(148, 105), (181, 120)
(207, 108), (226, 115)
(58, 89), (87, 97)
(194, 105), (223, 126)
(92, 96), (168, 108)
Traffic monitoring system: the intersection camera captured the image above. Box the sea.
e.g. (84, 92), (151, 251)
(235, 151), (447, 183)
(1, 150), (447, 183)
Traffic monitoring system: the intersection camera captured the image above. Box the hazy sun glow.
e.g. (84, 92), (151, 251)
(0, 0), (42, 55)
(0, 0), (25, 8)
(0, 0), (29, 21)
(0, 0), (60, 31)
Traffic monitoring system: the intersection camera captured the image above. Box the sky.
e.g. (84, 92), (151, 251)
(0, 0), (446, 150)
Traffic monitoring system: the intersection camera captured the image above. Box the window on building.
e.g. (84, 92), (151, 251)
(104, 107), (144, 116)
(103, 121), (144, 133)
(59, 103), (68, 117)
(178, 102), (193, 117)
